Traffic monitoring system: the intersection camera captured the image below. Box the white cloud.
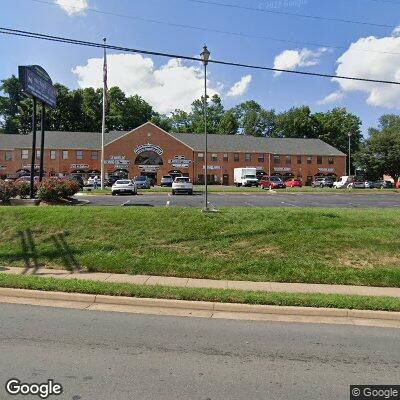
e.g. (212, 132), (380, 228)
(226, 75), (252, 97)
(72, 54), (219, 114)
(332, 33), (400, 109)
(392, 26), (400, 37)
(55, 0), (88, 16)
(273, 47), (328, 76)
(317, 91), (344, 105)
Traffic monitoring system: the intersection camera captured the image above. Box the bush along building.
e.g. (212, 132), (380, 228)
(0, 122), (346, 185)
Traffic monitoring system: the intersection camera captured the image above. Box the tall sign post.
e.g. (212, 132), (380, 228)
(19, 65), (57, 198)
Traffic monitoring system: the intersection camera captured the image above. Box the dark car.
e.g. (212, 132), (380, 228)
(311, 177), (334, 188)
(371, 180), (394, 189)
(105, 175), (119, 187)
(68, 174), (84, 189)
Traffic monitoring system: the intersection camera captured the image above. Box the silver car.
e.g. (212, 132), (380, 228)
(133, 176), (151, 189)
(160, 175), (174, 187)
(111, 180), (137, 195)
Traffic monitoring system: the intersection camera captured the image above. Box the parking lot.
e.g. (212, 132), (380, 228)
(78, 192), (400, 208)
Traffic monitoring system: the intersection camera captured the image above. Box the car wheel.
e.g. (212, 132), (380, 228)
(172, 190), (175, 195)
(112, 192), (116, 196)
(188, 190), (193, 195)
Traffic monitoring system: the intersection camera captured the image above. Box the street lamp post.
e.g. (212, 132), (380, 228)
(348, 133), (352, 176)
(200, 45), (210, 211)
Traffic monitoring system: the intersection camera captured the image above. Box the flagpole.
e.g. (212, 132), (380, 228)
(100, 37), (107, 190)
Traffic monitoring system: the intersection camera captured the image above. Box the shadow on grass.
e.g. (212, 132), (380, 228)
(0, 229), (83, 273)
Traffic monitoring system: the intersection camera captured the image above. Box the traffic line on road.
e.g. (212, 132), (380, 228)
(281, 201), (298, 207)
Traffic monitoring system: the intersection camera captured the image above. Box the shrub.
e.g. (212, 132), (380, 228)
(37, 177), (79, 202)
(15, 181), (32, 199)
(0, 180), (17, 203)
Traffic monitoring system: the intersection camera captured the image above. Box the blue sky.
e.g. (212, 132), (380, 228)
(2, 0), (400, 135)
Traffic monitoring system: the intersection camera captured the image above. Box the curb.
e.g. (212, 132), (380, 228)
(1, 287), (399, 322)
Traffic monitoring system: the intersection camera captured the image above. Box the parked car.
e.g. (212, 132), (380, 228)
(111, 179), (137, 195)
(285, 178), (303, 188)
(67, 174), (84, 189)
(311, 177), (334, 188)
(259, 176), (286, 189)
(333, 176), (355, 189)
(133, 176), (151, 189)
(172, 176), (193, 195)
(160, 175), (174, 187)
(396, 179), (400, 189)
(371, 180), (394, 189)
(16, 175), (39, 183)
(105, 175), (119, 187)
(87, 175), (100, 187)
(234, 168), (259, 187)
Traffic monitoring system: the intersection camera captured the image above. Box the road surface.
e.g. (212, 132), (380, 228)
(0, 303), (398, 399)
(78, 192), (400, 208)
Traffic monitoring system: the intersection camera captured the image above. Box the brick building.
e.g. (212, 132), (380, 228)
(0, 122), (346, 185)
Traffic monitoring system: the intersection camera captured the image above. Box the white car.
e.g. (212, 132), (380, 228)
(172, 176), (193, 195)
(87, 175), (101, 187)
(111, 179), (137, 195)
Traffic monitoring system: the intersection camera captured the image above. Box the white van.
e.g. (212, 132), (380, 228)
(333, 176), (355, 189)
(234, 168), (259, 187)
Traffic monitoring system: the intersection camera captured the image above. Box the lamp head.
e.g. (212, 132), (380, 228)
(200, 45), (210, 66)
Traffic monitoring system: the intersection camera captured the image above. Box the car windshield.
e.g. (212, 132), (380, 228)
(116, 180), (130, 185)
(135, 176), (147, 181)
(270, 177), (281, 182)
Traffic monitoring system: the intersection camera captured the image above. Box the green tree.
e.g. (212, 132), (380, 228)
(273, 106), (319, 138)
(190, 94), (225, 134)
(0, 76), (30, 134)
(218, 110), (239, 135)
(314, 108), (362, 156)
(150, 114), (173, 132)
(355, 115), (400, 180)
(234, 100), (275, 136)
(170, 109), (192, 133)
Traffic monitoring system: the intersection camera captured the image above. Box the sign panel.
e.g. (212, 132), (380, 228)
(203, 165), (221, 170)
(71, 164), (89, 169)
(19, 65), (57, 108)
(274, 167), (291, 172)
(138, 165), (160, 173)
(104, 156), (130, 166)
(318, 168), (335, 173)
(134, 144), (163, 156)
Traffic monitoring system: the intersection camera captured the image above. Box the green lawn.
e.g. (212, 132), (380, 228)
(82, 186), (400, 195)
(1, 273), (399, 312)
(0, 207), (400, 287)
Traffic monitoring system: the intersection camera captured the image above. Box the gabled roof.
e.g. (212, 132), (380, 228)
(0, 122), (346, 156)
(170, 132), (346, 156)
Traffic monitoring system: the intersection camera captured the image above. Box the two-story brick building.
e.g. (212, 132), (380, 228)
(0, 122), (346, 185)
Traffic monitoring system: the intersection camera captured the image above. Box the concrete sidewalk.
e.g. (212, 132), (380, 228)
(1, 266), (399, 298)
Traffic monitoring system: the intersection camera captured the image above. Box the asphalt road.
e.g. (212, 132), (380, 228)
(78, 192), (400, 208)
(1, 303), (399, 400)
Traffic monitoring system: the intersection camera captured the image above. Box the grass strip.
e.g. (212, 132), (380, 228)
(1, 273), (399, 312)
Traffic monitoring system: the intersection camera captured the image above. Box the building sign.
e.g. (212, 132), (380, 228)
(22, 164), (40, 169)
(138, 165), (160, 173)
(203, 166), (221, 170)
(168, 155), (191, 168)
(104, 155), (130, 166)
(71, 164), (89, 169)
(134, 144), (163, 156)
(0, 165), (6, 170)
(318, 168), (335, 173)
(274, 167), (291, 172)
(18, 65), (57, 108)
(246, 166), (265, 171)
